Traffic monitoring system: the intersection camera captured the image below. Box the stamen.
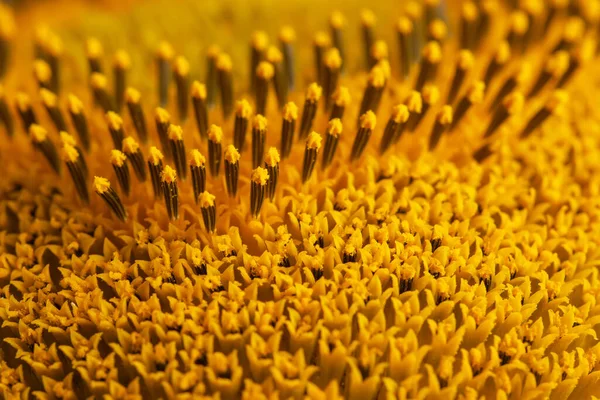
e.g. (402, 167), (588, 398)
(91, 72), (115, 112)
(224, 145), (240, 197)
(252, 115), (267, 168)
(460, 2), (479, 50)
(67, 94), (90, 151)
(415, 41), (442, 92)
(0, 84), (14, 137)
(0, 9), (15, 78)
(299, 83), (322, 140)
(189, 149), (206, 203)
(404, 91), (423, 132)
(329, 11), (346, 73)
(557, 39), (595, 88)
(313, 32), (331, 85)
(409, 84), (439, 132)
(250, 31), (269, 94)
(33, 59), (52, 90)
(477, 0), (498, 41)
(161, 165), (179, 220)
(106, 111), (125, 149)
(280, 101), (298, 159)
(255, 61), (274, 115)
(250, 167), (269, 218)
(483, 41), (511, 85)
(405, 1), (424, 63)
(199, 191), (217, 233)
(155, 107), (172, 159)
(544, 0), (568, 31)
(279, 26), (296, 91)
(322, 48), (342, 111)
(40, 88), (67, 132)
(205, 44), (220, 109)
(234, 99), (252, 152)
(188, 82), (208, 141)
(110, 149), (131, 196)
(451, 81), (485, 130)
(217, 53), (234, 118)
(483, 91), (524, 138)
(173, 56), (190, 122)
(266, 46), (287, 109)
(122, 136), (147, 182)
(488, 63), (530, 111)
(62, 144), (89, 204)
(447, 50), (474, 105)
(520, 90), (567, 138)
(360, 9), (377, 68)
(321, 118), (342, 169)
(16, 93), (38, 132)
(379, 104), (410, 154)
(473, 143), (492, 163)
(29, 124), (60, 173)
(86, 38), (104, 75)
(207, 124), (223, 177)
(156, 41), (174, 107)
(147, 146), (165, 198)
(125, 88), (148, 143)
(358, 65), (386, 121)
(264, 147), (280, 200)
(302, 131), (322, 183)
(330, 86), (350, 120)
(167, 124), (187, 180)
(424, 0), (442, 27)
(553, 17), (585, 52)
(506, 11), (530, 53)
(528, 51), (569, 98)
(350, 111), (376, 161)
(429, 105), (453, 150)
(94, 176), (127, 222)
(59, 131), (87, 176)
(396, 16), (414, 79)
(427, 19), (447, 44)
(113, 50), (130, 111)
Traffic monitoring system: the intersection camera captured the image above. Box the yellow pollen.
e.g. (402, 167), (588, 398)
(167, 124), (184, 141)
(157, 41), (174, 60)
(236, 99), (252, 118)
(458, 50), (475, 70)
(496, 41), (511, 63)
(325, 48), (342, 69)
(149, 147), (164, 166)
(90, 73), (108, 89)
(283, 102), (298, 121)
(68, 94), (84, 114)
(422, 41), (442, 63)
(392, 104), (410, 123)
(252, 31), (269, 50)
(330, 11), (346, 28)
(307, 131), (322, 150)
(546, 51), (570, 77)
(161, 165), (177, 183)
(438, 105), (453, 125)
(207, 44), (221, 58)
(110, 150), (127, 167)
(314, 32), (330, 48)
(253, 115), (268, 131)
(422, 85), (440, 105)
(468, 81), (486, 104)
(33, 60), (52, 83)
(428, 19), (447, 41)
(174, 56), (190, 76)
(266, 46), (283, 64)
(199, 191), (216, 208)
(307, 83), (323, 101)
(256, 61), (274, 79)
(462, 1), (479, 21)
(106, 112), (123, 130)
(93, 176), (111, 193)
(360, 111), (377, 130)
(40, 88), (57, 107)
(224, 145), (241, 164)
(86, 38), (103, 58)
(125, 87), (141, 103)
(189, 149), (206, 167)
(407, 91), (423, 113)
(251, 167), (269, 185)
(279, 26), (296, 43)
(511, 11), (529, 34)
(59, 131), (76, 146)
(333, 86), (351, 106)
(547, 90), (569, 112)
(62, 144), (79, 163)
(216, 53), (233, 71)
(16, 93), (31, 111)
(405, 1), (423, 20)
(360, 8), (376, 26)
(122, 137), (140, 154)
(155, 107), (171, 123)
(29, 124), (48, 143)
(265, 147), (280, 167)
(208, 125), (223, 143)
(371, 40), (388, 61)
(368, 66), (386, 87)
(328, 118), (343, 137)
(503, 92), (525, 114)
(114, 50), (131, 69)
(564, 17), (585, 42)
(397, 16), (413, 34)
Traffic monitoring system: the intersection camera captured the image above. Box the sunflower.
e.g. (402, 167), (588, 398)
(1, 0), (600, 399)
